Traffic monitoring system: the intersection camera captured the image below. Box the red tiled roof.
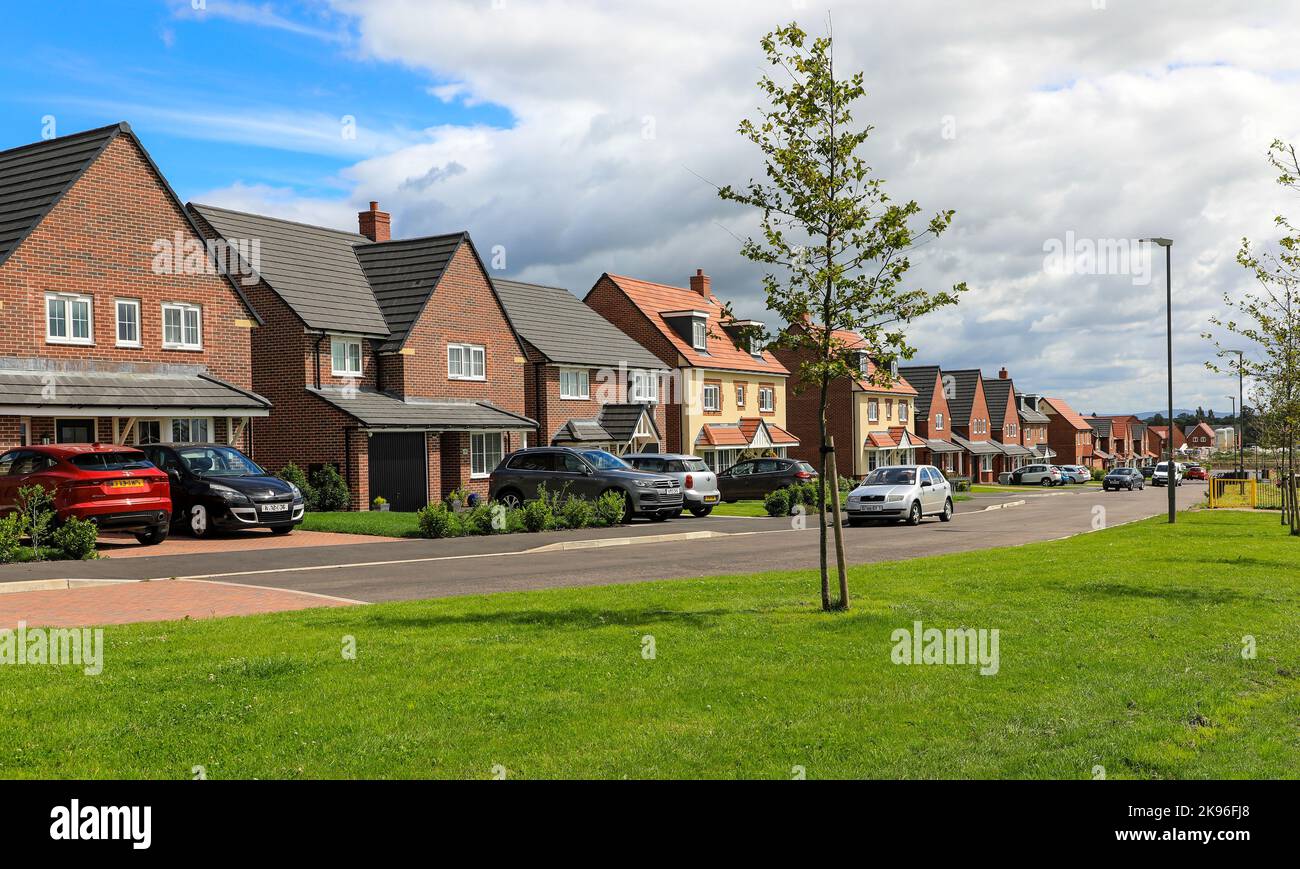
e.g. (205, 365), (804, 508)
(766, 423), (799, 445)
(1042, 396), (1091, 430)
(738, 418), (762, 443)
(696, 424), (748, 447)
(790, 319), (915, 395)
(867, 431), (897, 448)
(603, 274), (788, 375)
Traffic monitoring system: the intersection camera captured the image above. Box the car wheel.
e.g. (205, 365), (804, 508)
(134, 524), (169, 546)
(271, 526), (293, 536)
(939, 498), (953, 522)
(1040, 478), (1052, 487)
(497, 489), (523, 510)
(906, 501), (922, 526)
(688, 505), (713, 518)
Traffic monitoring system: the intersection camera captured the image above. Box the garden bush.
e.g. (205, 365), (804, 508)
(1091, 468), (1106, 481)
(461, 504), (497, 536)
(521, 496), (554, 533)
(277, 463), (315, 505)
(593, 490), (626, 526)
(52, 517), (99, 561)
(558, 495), (596, 529)
(309, 464), (351, 512)
(0, 513), (22, 564)
(417, 502), (462, 539)
(15, 485), (55, 557)
(764, 487), (792, 517)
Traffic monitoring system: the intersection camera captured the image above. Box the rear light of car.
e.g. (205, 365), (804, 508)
(795, 471), (813, 480)
(685, 474), (693, 489)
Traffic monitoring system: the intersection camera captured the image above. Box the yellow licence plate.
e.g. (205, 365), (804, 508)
(110, 479), (147, 489)
(703, 495), (719, 503)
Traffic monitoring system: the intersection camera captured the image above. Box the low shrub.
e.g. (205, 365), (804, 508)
(558, 495), (596, 530)
(461, 504), (497, 536)
(309, 465), (350, 512)
(1091, 468), (1106, 481)
(593, 490), (626, 527)
(945, 475), (972, 492)
(764, 487), (792, 517)
(521, 497), (554, 533)
(417, 502), (461, 539)
(16, 485), (55, 558)
(52, 517), (99, 561)
(0, 513), (22, 564)
(277, 463), (315, 505)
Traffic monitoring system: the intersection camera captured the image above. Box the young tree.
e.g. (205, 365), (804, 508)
(1207, 139), (1300, 533)
(719, 23), (966, 610)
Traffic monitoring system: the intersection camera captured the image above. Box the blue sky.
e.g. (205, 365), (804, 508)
(0, 1), (510, 200)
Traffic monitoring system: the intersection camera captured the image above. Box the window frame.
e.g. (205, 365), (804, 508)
(899, 401), (909, 423)
(701, 382), (722, 413)
(630, 370), (659, 403)
(935, 412), (945, 431)
(758, 385), (775, 414)
(330, 336), (364, 377)
(114, 298), (141, 348)
(170, 417), (213, 444)
(470, 432), (504, 479)
(45, 292), (94, 345)
(735, 384), (746, 408)
(691, 319), (707, 350)
(867, 398), (879, 423)
(161, 302), (203, 351)
(447, 343), (487, 381)
(559, 367), (590, 400)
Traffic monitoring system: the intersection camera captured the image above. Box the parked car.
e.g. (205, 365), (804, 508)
(1010, 463), (1063, 487)
(1184, 464), (1208, 481)
(1139, 465), (1156, 480)
(1151, 461), (1183, 487)
(716, 457), (818, 502)
(845, 465), (953, 526)
(1057, 464), (1090, 484)
(1102, 467), (1145, 491)
(0, 444), (171, 545)
(490, 447), (682, 521)
(623, 453), (719, 517)
(138, 443), (304, 538)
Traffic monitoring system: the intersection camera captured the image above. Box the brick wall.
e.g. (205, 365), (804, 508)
(522, 341), (667, 448)
(770, 343), (854, 477)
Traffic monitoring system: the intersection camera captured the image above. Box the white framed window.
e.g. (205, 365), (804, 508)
(692, 319), (707, 350)
(981, 454), (993, 472)
(162, 302), (202, 350)
(899, 401), (909, 423)
(171, 417), (211, 443)
(759, 386), (775, 413)
(559, 368), (590, 400)
(885, 399), (893, 421)
(471, 432), (503, 478)
(115, 299), (140, 347)
(134, 420), (162, 445)
(936, 412), (945, 431)
(448, 343), (486, 380)
(867, 398), (879, 423)
(702, 384), (721, 412)
(46, 293), (93, 345)
(736, 384), (746, 407)
(331, 337), (363, 376)
(631, 370), (659, 403)
(749, 335), (762, 355)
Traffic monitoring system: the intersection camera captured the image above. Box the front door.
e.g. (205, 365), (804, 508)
(368, 433), (428, 512)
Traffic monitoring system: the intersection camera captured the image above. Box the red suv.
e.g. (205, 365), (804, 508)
(0, 444), (172, 545)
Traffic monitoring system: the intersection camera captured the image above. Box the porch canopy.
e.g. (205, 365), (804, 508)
(1033, 444), (1057, 459)
(924, 438), (962, 454)
(992, 441), (1034, 458)
(309, 387), (536, 433)
(698, 417), (799, 450)
(0, 368), (270, 419)
(553, 403), (660, 454)
(950, 434), (1002, 457)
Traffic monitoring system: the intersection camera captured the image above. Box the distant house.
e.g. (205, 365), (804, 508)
(772, 322), (921, 478)
(898, 365), (962, 474)
(1016, 393), (1054, 463)
(1184, 422), (1216, 458)
(939, 369), (1001, 483)
(1041, 396), (1094, 466)
(492, 278), (667, 455)
(983, 368), (1035, 477)
(1085, 414), (1154, 468)
(1147, 424), (1187, 457)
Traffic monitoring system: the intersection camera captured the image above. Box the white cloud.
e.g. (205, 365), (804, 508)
(214, 0), (1300, 411)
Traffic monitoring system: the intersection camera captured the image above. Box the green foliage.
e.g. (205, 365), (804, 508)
(52, 517), (100, 561)
(461, 504), (497, 536)
(1091, 468), (1107, 482)
(16, 485), (54, 557)
(371, 496), (387, 508)
(309, 465), (350, 512)
(764, 487), (792, 517)
(417, 503), (462, 539)
(593, 490), (626, 527)
(0, 513), (22, 564)
(277, 463), (315, 506)
(558, 494), (596, 530)
(521, 496), (555, 533)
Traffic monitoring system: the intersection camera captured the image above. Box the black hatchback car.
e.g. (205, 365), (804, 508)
(138, 443), (305, 537)
(716, 457), (818, 502)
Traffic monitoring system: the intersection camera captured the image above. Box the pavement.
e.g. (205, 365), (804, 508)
(0, 483), (1204, 626)
(95, 528), (403, 558)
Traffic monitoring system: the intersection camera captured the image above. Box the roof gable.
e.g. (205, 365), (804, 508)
(942, 369), (985, 425)
(898, 365), (942, 416)
(355, 233), (464, 350)
(983, 377), (1018, 429)
(1043, 396), (1091, 430)
(493, 278), (664, 370)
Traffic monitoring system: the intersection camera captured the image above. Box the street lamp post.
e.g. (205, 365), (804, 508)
(1143, 238), (1176, 524)
(1220, 349), (1245, 476)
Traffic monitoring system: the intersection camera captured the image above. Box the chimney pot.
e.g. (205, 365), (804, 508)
(359, 201), (391, 242)
(999, 367), (1009, 379)
(689, 269), (711, 299)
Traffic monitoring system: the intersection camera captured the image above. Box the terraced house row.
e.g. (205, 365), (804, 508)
(0, 122), (1165, 508)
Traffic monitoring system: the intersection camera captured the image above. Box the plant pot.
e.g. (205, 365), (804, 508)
(374, 504), (390, 512)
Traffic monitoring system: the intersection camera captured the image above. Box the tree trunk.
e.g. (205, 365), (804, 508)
(826, 435), (849, 609)
(817, 387), (831, 610)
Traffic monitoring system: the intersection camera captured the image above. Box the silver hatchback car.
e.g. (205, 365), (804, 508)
(845, 465), (954, 526)
(623, 453), (720, 517)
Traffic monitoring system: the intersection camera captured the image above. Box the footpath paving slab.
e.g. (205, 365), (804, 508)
(95, 528), (403, 559)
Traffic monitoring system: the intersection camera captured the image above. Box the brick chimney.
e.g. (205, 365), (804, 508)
(358, 201), (390, 242)
(998, 367), (1009, 379)
(689, 269), (711, 299)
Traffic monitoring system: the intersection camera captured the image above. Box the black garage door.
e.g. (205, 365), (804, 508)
(368, 433), (428, 512)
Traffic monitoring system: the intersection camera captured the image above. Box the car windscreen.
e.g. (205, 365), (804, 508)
(675, 459), (709, 473)
(863, 467), (916, 486)
(580, 450), (630, 471)
(68, 452), (154, 472)
(178, 447), (266, 477)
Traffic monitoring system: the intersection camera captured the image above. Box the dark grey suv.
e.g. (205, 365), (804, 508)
(489, 447), (683, 521)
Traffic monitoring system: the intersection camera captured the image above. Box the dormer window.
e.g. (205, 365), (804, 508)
(856, 352), (869, 376)
(692, 319), (707, 350)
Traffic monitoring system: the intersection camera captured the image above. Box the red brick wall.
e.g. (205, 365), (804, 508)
(0, 135), (254, 385)
(770, 343), (854, 477)
(522, 342), (666, 448)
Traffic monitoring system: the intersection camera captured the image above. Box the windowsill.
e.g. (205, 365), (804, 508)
(560, 395), (590, 401)
(116, 341), (142, 349)
(470, 472), (490, 480)
(449, 376), (487, 382)
(46, 337), (94, 346)
(163, 344), (203, 352)
(332, 370), (363, 378)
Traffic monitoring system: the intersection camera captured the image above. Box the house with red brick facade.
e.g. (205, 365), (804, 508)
(770, 321), (922, 479)
(939, 369), (1001, 483)
(584, 270), (797, 471)
(1015, 393), (1053, 462)
(1183, 421), (1216, 458)
(0, 123), (268, 453)
(983, 368), (1035, 478)
(1147, 424), (1187, 458)
(492, 278), (667, 454)
(897, 365), (962, 474)
(1086, 415), (1156, 468)
(1041, 396), (1094, 466)
(189, 201), (535, 511)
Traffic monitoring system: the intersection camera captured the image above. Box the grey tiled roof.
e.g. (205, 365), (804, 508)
(924, 438), (962, 453)
(355, 233), (464, 351)
(553, 419), (612, 443)
(942, 369), (982, 425)
(1088, 417), (1113, 437)
(0, 368), (269, 412)
(0, 124), (118, 269)
(1015, 393), (1051, 424)
(493, 279), (665, 370)
(598, 403), (659, 443)
(983, 377), (1015, 429)
(898, 365), (941, 416)
(190, 203), (390, 338)
(307, 387), (536, 430)
(950, 434), (1002, 455)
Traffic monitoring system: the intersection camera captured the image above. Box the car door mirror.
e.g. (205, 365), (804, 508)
(920, 480), (932, 488)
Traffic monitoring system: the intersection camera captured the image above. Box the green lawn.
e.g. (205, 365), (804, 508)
(2, 511), (1297, 779)
(301, 510), (422, 538)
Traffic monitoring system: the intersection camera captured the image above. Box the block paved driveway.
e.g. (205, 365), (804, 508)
(0, 484), (1204, 627)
